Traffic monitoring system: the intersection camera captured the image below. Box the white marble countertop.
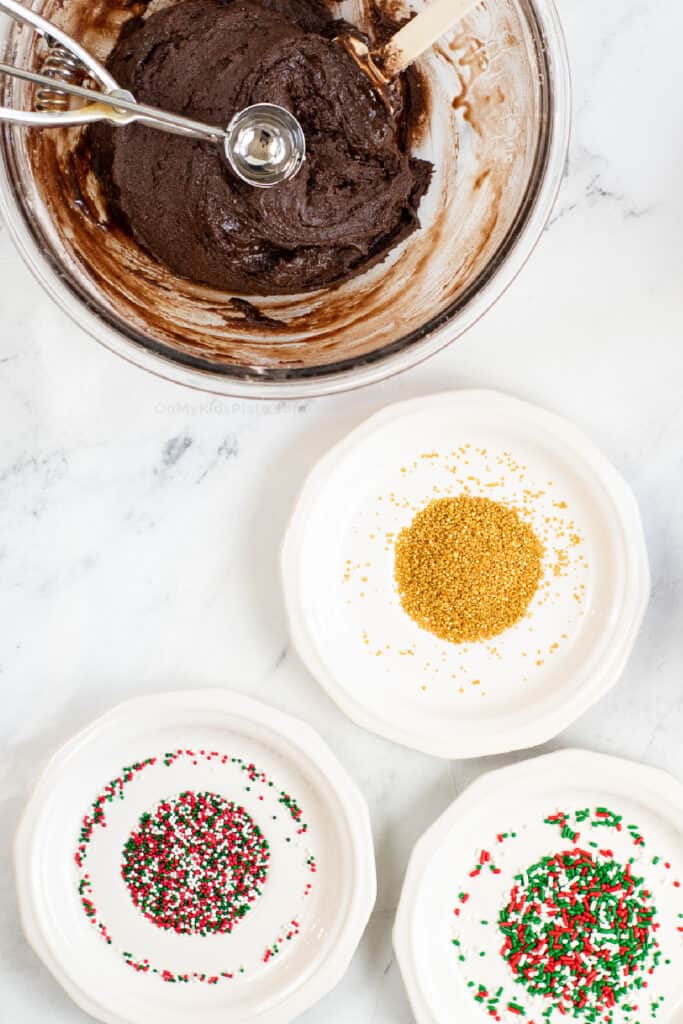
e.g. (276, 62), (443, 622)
(2, 0), (683, 1019)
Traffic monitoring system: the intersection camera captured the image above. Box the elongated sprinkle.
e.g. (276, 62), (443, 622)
(499, 848), (658, 1016)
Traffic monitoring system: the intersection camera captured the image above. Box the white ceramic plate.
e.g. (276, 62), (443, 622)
(14, 690), (376, 1024)
(282, 390), (650, 758)
(394, 749), (683, 1024)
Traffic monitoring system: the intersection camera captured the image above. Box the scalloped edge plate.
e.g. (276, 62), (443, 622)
(14, 690), (376, 1024)
(281, 390), (650, 758)
(393, 749), (683, 1024)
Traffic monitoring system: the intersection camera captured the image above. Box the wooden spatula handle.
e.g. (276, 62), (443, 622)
(381, 0), (481, 77)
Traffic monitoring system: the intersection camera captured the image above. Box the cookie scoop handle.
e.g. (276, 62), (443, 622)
(380, 0), (481, 78)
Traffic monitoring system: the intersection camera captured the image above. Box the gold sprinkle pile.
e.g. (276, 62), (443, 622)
(394, 495), (544, 644)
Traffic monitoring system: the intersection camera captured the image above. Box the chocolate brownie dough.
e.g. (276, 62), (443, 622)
(88, 0), (433, 295)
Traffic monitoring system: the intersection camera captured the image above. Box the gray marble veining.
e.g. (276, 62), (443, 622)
(2, 0), (683, 1019)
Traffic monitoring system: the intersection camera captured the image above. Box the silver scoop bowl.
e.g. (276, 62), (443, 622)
(0, 0), (305, 187)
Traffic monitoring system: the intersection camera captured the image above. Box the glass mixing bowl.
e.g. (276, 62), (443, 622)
(0, 0), (570, 398)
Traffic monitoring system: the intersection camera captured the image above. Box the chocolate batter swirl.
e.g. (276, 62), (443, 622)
(89, 0), (432, 295)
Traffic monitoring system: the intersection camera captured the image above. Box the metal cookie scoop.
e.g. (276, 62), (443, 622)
(226, 104), (305, 188)
(0, 0), (305, 188)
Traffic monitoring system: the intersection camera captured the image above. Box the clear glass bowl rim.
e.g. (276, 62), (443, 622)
(0, 0), (571, 399)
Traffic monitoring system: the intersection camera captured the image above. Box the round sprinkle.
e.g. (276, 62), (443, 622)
(121, 790), (270, 935)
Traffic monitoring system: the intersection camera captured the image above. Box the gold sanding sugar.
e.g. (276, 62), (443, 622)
(394, 495), (544, 644)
